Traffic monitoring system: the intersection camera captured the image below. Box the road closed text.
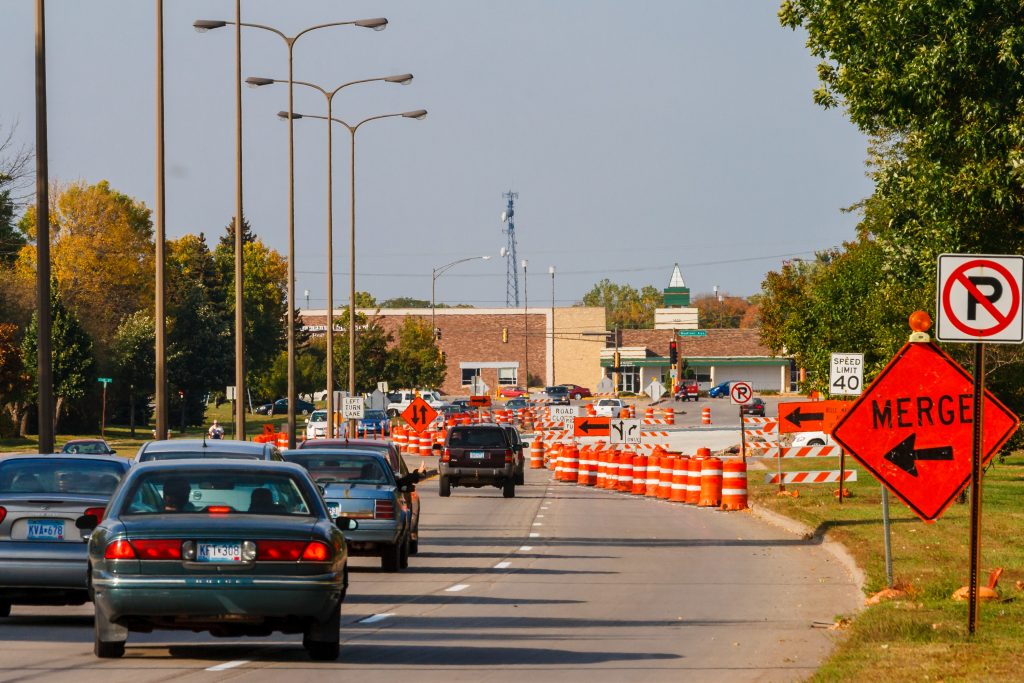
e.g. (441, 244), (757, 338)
(872, 394), (973, 429)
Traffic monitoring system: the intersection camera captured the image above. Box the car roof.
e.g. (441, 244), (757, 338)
(283, 448), (389, 461)
(128, 458), (309, 476)
(0, 452), (129, 465)
(139, 439), (270, 454)
(299, 438), (397, 450)
(63, 438), (107, 444)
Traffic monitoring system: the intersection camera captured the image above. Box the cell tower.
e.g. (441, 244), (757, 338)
(501, 190), (520, 307)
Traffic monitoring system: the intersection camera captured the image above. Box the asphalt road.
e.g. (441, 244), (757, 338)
(0, 460), (859, 682)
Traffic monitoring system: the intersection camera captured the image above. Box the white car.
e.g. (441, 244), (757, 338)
(305, 410), (342, 440)
(791, 431), (831, 447)
(386, 390), (445, 418)
(593, 398), (627, 418)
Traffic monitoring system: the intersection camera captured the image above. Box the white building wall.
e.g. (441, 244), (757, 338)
(713, 365), (785, 392)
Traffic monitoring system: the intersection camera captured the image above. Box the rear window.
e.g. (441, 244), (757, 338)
(121, 470), (313, 516)
(598, 399), (618, 406)
(0, 458), (127, 495)
(138, 451), (264, 462)
(448, 428), (509, 448)
(284, 453), (393, 486)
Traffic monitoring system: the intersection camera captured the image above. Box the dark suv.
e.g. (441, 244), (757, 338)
(499, 425), (526, 485)
(438, 425), (516, 498)
(543, 385), (570, 405)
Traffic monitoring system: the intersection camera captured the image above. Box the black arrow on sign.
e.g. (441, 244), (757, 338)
(883, 433), (954, 477)
(415, 405), (427, 425)
(784, 405), (824, 429)
(576, 420), (605, 435)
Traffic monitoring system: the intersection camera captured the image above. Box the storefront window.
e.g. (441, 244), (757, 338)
(461, 368), (480, 386)
(498, 367), (518, 385)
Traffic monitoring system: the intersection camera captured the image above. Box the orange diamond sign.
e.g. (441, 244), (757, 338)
(401, 397), (438, 434)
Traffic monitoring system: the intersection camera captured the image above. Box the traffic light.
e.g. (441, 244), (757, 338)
(502, 327), (508, 343)
(669, 340), (678, 364)
(434, 327), (442, 340)
(613, 350), (621, 369)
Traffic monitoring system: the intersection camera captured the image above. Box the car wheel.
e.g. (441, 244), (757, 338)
(303, 600), (340, 661)
(94, 602), (127, 658)
(410, 528), (419, 555)
(503, 479), (516, 498)
(439, 475), (451, 497)
(809, 439), (825, 446)
(0, 602), (10, 618)
(399, 535), (410, 570)
(515, 466), (525, 486)
(381, 542), (402, 572)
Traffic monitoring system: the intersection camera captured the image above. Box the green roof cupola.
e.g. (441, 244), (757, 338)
(663, 263), (690, 307)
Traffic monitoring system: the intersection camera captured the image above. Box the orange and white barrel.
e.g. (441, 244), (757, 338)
(393, 426), (406, 453)
(419, 432), (433, 457)
(670, 457), (689, 502)
(595, 449), (607, 488)
(657, 456), (674, 499)
(685, 457), (703, 504)
(529, 440), (544, 469)
(663, 408), (675, 425)
(562, 445), (579, 482)
(586, 403), (597, 417)
(628, 404), (636, 418)
(276, 431), (288, 450)
(721, 459), (749, 511)
(546, 443), (559, 471)
(617, 449), (633, 493)
(551, 444), (563, 479)
(701, 406), (711, 425)
(696, 447), (711, 458)
(646, 452), (662, 497)
(605, 449), (620, 489)
(699, 457), (724, 507)
(644, 406), (655, 420)
(631, 455), (647, 495)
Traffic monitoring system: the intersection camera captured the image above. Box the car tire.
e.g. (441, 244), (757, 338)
(399, 535), (410, 570)
(809, 439), (825, 446)
(0, 602), (10, 618)
(381, 542), (402, 572)
(94, 602), (127, 658)
(410, 528), (419, 555)
(515, 466), (525, 486)
(303, 600), (340, 661)
(439, 475), (451, 497)
(503, 479), (515, 498)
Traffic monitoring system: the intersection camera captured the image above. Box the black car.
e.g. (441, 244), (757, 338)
(438, 425), (516, 498)
(740, 397), (766, 417)
(256, 398), (316, 416)
(449, 399), (473, 411)
(543, 386), (570, 405)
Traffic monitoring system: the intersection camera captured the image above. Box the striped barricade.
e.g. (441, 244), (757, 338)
(756, 445), (844, 458)
(764, 470), (857, 485)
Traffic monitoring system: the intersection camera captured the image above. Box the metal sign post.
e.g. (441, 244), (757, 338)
(881, 485), (894, 588)
(967, 342), (985, 634)
(98, 377), (112, 438)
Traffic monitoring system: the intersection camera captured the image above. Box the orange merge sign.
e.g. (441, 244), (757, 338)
(573, 416), (610, 438)
(402, 397), (438, 434)
(778, 400), (850, 434)
(469, 395), (492, 408)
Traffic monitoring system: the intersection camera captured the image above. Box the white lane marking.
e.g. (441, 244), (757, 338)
(532, 522), (542, 526)
(529, 532), (540, 538)
(207, 660), (249, 671)
(358, 613), (395, 624)
(519, 545), (533, 551)
(536, 514), (545, 518)
(494, 561), (511, 569)
(446, 583), (470, 592)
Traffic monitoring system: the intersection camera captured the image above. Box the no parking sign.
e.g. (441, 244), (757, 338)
(936, 254), (1024, 343)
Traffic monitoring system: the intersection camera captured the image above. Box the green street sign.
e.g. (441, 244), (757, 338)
(98, 377), (113, 384)
(677, 330), (707, 337)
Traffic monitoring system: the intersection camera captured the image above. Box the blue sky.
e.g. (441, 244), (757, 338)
(0, 1), (871, 308)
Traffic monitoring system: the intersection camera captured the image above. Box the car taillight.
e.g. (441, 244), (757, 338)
(301, 541), (331, 561)
(505, 449), (514, 463)
(105, 539), (137, 560)
(442, 448), (451, 462)
(131, 539), (182, 560)
(206, 506), (232, 514)
(83, 506), (106, 524)
(256, 540), (306, 561)
(0, 507), (6, 525)
(374, 500), (396, 520)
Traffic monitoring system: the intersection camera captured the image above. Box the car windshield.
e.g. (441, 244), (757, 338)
(0, 458), (126, 495)
(364, 410), (387, 420)
(61, 441), (110, 454)
(309, 410), (327, 422)
(121, 470), (313, 516)
(448, 428), (508, 448)
(138, 451), (263, 462)
(284, 453), (392, 486)
(545, 386), (566, 393)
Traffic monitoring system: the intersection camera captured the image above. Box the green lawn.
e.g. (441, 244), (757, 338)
(749, 452), (1024, 681)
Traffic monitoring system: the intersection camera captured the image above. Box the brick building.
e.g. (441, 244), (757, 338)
(300, 306), (607, 396)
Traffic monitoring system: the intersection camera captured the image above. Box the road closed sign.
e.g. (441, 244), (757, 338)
(936, 254), (1024, 343)
(830, 353), (864, 396)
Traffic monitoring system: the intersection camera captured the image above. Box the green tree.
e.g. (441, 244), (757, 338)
(381, 297), (430, 308)
(111, 311), (156, 437)
(390, 317), (445, 389)
(580, 280), (661, 329)
(21, 282), (95, 434)
(0, 323), (28, 437)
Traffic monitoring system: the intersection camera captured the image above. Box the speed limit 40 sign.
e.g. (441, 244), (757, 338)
(830, 353), (864, 396)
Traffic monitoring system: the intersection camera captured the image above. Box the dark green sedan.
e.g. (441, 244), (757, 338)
(82, 459), (356, 660)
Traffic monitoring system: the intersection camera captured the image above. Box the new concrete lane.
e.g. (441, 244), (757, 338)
(0, 465), (859, 681)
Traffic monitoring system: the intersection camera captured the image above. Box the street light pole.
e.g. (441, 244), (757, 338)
(549, 265), (555, 386)
(431, 255), (492, 334)
(34, 0), (54, 453)
(522, 260), (529, 391)
(194, 16), (389, 449)
(232, 0), (245, 441)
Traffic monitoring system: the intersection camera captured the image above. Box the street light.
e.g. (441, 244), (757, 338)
(522, 259), (529, 392)
(432, 255), (492, 332)
(549, 265), (555, 385)
(248, 73), (412, 440)
(194, 15), (388, 448)
(281, 108), (427, 435)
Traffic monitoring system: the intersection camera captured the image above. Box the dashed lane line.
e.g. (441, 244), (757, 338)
(358, 613), (395, 624)
(207, 660), (249, 671)
(445, 584), (470, 592)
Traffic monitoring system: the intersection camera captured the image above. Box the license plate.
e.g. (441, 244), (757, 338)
(27, 519), (64, 541)
(470, 451), (485, 459)
(196, 542), (243, 563)
(327, 502), (341, 518)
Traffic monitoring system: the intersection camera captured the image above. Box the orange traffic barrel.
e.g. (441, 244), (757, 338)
(547, 443), (561, 471)
(664, 408), (675, 425)
(701, 406), (711, 425)
(685, 457), (703, 504)
(552, 444), (564, 479)
(392, 425), (405, 452)
(605, 449), (620, 489)
(585, 403), (597, 417)
(670, 456), (689, 502)
(644, 406), (655, 420)
(646, 449), (663, 496)
(697, 447), (711, 458)
(631, 455), (647, 495)
(657, 455), (675, 499)
(699, 457), (724, 507)
(418, 432), (432, 457)
(529, 440), (544, 469)
(617, 449), (633, 493)
(618, 408), (630, 419)
(596, 449), (607, 488)
(276, 431), (288, 450)
(721, 459), (749, 511)
(562, 444), (579, 482)
(576, 445), (590, 485)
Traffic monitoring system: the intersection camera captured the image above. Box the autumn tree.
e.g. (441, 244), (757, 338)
(390, 317), (445, 389)
(691, 293), (752, 329)
(580, 280), (662, 329)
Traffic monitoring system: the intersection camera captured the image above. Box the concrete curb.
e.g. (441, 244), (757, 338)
(748, 504), (867, 604)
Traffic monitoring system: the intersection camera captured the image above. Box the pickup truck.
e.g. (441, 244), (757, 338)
(386, 390), (445, 418)
(674, 379), (699, 401)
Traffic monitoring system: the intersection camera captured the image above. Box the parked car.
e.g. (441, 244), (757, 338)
(674, 379), (700, 402)
(740, 397), (766, 417)
(499, 386), (528, 398)
(560, 384), (592, 400)
(355, 409), (391, 437)
(0, 454), (131, 617)
(593, 398), (627, 418)
(134, 439), (282, 464)
(438, 425), (517, 498)
(792, 431), (832, 447)
(84, 459), (354, 660)
(708, 381), (732, 398)
(297, 438), (422, 554)
(282, 449), (413, 572)
(449, 399), (474, 412)
(504, 398), (536, 411)
(255, 398), (316, 416)
(386, 390), (444, 418)
(543, 385), (570, 405)
(499, 425), (526, 485)
(60, 439), (116, 455)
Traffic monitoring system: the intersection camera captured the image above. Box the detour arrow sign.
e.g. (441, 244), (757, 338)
(831, 341), (1019, 522)
(777, 400), (849, 434)
(573, 416), (610, 438)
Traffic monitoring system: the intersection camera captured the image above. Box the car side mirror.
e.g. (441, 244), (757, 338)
(336, 516), (358, 531)
(75, 514), (99, 531)
(109, 449), (117, 455)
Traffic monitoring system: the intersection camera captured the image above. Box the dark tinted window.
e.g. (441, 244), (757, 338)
(448, 428), (509, 448)
(139, 451), (265, 462)
(0, 458), (127, 495)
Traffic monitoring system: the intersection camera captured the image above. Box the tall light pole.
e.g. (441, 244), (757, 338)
(248, 74), (412, 439)
(194, 16), (388, 448)
(549, 265), (555, 386)
(282, 108), (427, 435)
(432, 255), (492, 333)
(34, 0), (53, 453)
(522, 259), (529, 391)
